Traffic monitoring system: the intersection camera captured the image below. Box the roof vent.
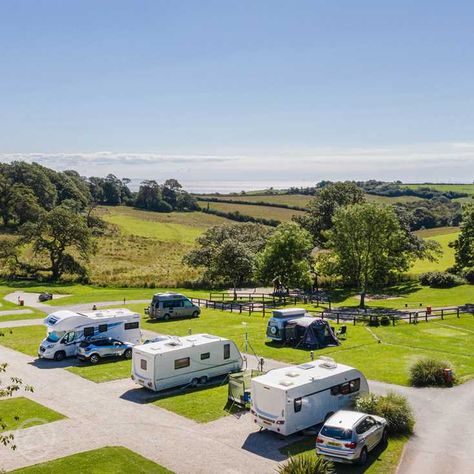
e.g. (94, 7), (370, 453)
(279, 379), (294, 387)
(297, 363), (315, 370)
(319, 356), (337, 369)
(285, 371), (300, 378)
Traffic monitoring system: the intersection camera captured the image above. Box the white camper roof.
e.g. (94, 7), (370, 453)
(45, 308), (138, 326)
(253, 358), (358, 390)
(272, 308), (306, 318)
(135, 334), (229, 355)
(152, 292), (186, 300)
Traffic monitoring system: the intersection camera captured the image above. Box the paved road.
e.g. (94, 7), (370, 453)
(1, 293), (473, 473)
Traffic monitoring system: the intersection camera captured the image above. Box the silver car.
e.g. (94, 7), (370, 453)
(316, 410), (388, 465)
(77, 338), (134, 364)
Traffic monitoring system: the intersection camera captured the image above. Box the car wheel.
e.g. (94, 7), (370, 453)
(90, 354), (100, 364)
(191, 377), (199, 387)
(163, 314), (170, 321)
(358, 447), (368, 466)
(192, 311), (199, 318)
(382, 428), (388, 445)
(199, 376), (208, 385)
(54, 351), (66, 361)
(124, 348), (132, 359)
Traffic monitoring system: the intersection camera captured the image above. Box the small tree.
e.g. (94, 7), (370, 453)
(0, 362), (34, 449)
(453, 203), (474, 270)
(327, 203), (440, 307)
(256, 222), (313, 291)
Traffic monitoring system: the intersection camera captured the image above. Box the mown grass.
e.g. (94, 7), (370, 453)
(281, 434), (409, 474)
(197, 200), (304, 221)
(199, 193), (312, 207)
(10, 446), (173, 474)
(0, 309), (45, 323)
(0, 397), (65, 432)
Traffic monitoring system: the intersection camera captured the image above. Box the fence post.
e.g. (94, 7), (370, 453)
(425, 311), (428, 322)
(457, 307), (460, 318)
(409, 313), (412, 324)
(392, 316), (395, 326)
(248, 304), (252, 316)
(337, 313), (340, 324)
(206, 300), (208, 308)
(441, 310), (444, 320)
(240, 305), (242, 314)
(263, 301), (266, 318)
(353, 316), (356, 326)
(441, 309), (444, 319)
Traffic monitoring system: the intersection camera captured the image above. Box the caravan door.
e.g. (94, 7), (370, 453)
(133, 351), (155, 389)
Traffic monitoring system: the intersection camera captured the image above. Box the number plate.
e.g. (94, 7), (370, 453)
(328, 441), (340, 447)
(263, 420), (272, 426)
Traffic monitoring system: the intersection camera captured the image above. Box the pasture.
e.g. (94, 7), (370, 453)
(403, 183), (474, 195)
(199, 193), (312, 207)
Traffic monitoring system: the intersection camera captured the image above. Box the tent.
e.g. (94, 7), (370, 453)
(286, 317), (340, 349)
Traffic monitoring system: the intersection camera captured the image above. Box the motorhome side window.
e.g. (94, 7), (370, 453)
(200, 352), (210, 360)
(84, 327), (94, 337)
(330, 378), (361, 396)
(163, 300), (183, 309)
(223, 344), (230, 360)
(99, 324), (108, 333)
(140, 359), (147, 370)
(175, 357), (190, 369)
(124, 322), (139, 330)
(294, 397), (302, 412)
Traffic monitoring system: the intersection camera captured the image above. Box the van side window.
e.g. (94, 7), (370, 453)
(125, 322), (139, 330)
(294, 398), (302, 413)
(223, 344), (230, 360)
(175, 357), (190, 369)
(99, 324), (108, 333)
(200, 352), (210, 360)
(63, 332), (75, 343)
(140, 359), (147, 370)
(84, 327), (94, 337)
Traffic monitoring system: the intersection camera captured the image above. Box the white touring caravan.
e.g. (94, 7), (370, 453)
(132, 334), (243, 391)
(251, 357), (369, 436)
(38, 309), (141, 361)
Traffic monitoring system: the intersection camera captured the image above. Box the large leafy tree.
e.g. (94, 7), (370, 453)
(295, 181), (365, 246)
(452, 203), (474, 270)
(184, 223), (269, 295)
(326, 203), (440, 307)
(256, 222), (314, 291)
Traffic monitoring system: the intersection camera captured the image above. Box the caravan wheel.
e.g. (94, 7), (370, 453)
(191, 378), (199, 387)
(199, 376), (208, 385)
(163, 314), (170, 321)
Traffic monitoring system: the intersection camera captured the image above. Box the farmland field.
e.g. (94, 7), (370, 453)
(197, 200), (305, 221)
(404, 183), (474, 195)
(198, 193), (312, 207)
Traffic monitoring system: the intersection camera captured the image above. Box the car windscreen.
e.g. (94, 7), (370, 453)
(46, 331), (63, 343)
(320, 426), (353, 440)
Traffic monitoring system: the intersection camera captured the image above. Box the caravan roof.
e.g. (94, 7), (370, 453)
(77, 308), (138, 320)
(253, 359), (357, 390)
(135, 333), (228, 355)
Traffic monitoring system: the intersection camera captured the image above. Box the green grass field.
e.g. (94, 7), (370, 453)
(281, 435), (408, 474)
(197, 200), (305, 221)
(0, 397), (65, 432)
(10, 447), (173, 474)
(199, 193), (312, 207)
(404, 183), (474, 195)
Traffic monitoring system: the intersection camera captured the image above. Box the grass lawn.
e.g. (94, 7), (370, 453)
(0, 397), (65, 432)
(197, 200), (304, 221)
(67, 359), (132, 383)
(152, 382), (236, 423)
(280, 435), (408, 474)
(200, 193), (312, 207)
(0, 325), (44, 356)
(10, 446), (173, 474)
(0, 309), (45, 323)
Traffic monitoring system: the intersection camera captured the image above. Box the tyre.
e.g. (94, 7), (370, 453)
(191, 377), (199, 387)
(192, 311), (199, 318)
(358, 447), (368, 466)
(199, 376), (208, 385)
(54, 351), (66, 361)
(124, 348), (132, 359)
(89, 353), (100, 365)
(163, 314), (170, 321)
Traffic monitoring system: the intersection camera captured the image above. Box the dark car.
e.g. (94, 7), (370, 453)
(77, 337), (134, 364)
(38, 292), (53, 302)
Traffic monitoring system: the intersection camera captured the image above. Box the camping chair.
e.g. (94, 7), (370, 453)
(336, 325), (347, 339)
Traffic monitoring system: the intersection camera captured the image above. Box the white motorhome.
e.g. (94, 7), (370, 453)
(251, 357), (369, 436)
(38, 309), (141, 361)
(266, 308), (307, 341)
(132, 334), (243, 391)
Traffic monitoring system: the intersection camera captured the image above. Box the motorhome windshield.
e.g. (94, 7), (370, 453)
(46, 331), (64, 343)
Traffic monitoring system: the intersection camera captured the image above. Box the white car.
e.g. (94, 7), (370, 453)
(316, 410), (388, 465)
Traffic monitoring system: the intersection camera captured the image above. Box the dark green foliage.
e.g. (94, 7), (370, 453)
(410, 358), (454, 387)
(368, 316), (380, 327)
(135, 179), (197, 212)
(463, 267), (474, 284)
(356, 392), (415, 435)
(277, 454), (334, 474)
(419, 271), (465, 288)
(453, 204), (474, 271)
(380, 315), (391, 326)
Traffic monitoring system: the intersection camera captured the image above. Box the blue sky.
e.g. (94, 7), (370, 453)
(1, 0), (473, 189)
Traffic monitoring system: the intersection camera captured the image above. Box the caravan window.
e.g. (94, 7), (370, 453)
(349, 378), (360, 392)
(200, 352), (210, 360)
(331, 378), (361, 396)
(140, 359), (147, 370)
(294, 397), (302, 413)
(125, 322), (139, 330)
(99, 324), (108, 333)
(84, 327), (94, 337)
(223, 344), (230, 360)
(175, 357), (190, 369)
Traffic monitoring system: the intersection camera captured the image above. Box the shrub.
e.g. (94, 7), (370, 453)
(380, 315), (391, 326)
(463, 267), (474, 284)
(419, 271), (465, 288)
(368, 315), (380, 327)
(410, 358), (454, 387)
(356, 392), (414, 435)
(277, 455), (334, 474)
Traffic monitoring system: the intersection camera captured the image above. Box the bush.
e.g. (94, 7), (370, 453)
(410, 358), (454, 387)
(277, 455), (334, 474)
(463, 267), (474, 284)
(368, 315), (380, 327)
(419, 271), (465, 288)
(380, 315), (391, 326)
(356, 392), (414, 435)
